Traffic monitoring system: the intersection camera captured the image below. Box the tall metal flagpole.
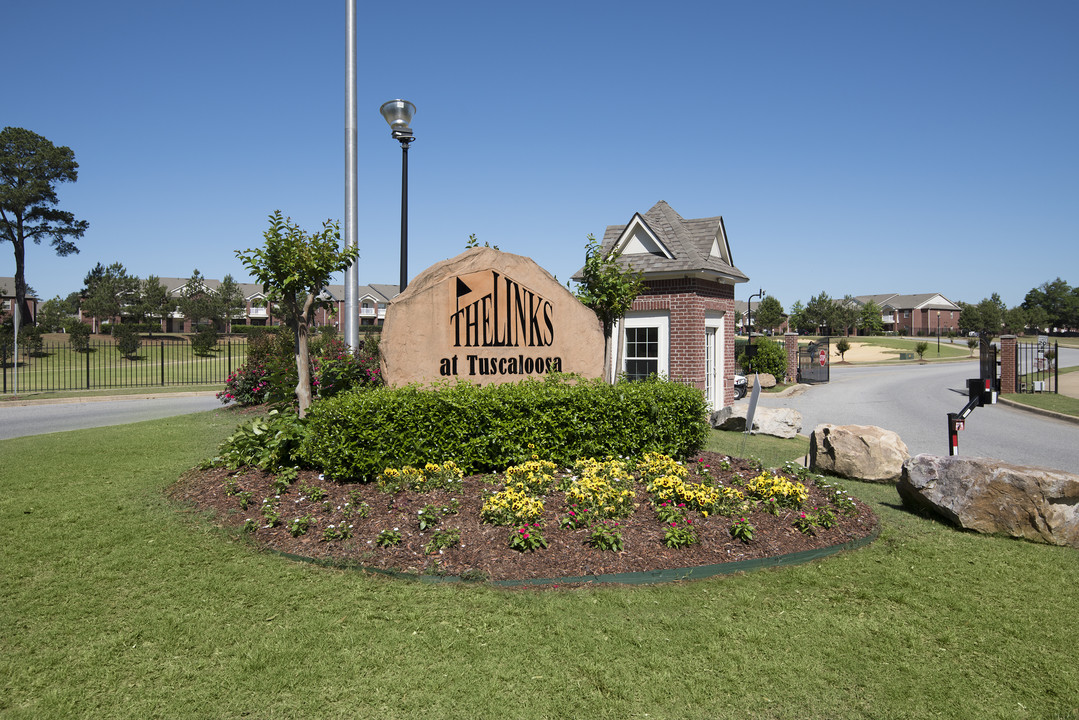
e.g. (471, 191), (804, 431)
(343, 0), (360, 352)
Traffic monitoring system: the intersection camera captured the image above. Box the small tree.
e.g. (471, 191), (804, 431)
(179, 269), (219, 330)
(216, 274), (246, 333)
(967, 337), (978, 356)
(574, 234), (645, 382)
(915, 341), (929, 360)
(236, 211), (358, 418)
(835, 338), (851, 361)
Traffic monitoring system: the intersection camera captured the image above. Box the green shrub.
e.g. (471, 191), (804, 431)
(299, 374), (709, 481)
(66, 321), (91, 352)
(210, 409), (307, 471)
(737, 337), (785, 378)
(191, 325), (219, 355)
(18, 325), (44, 356)
(113, 324), (142, 358)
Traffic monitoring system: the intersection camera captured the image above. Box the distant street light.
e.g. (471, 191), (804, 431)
(937, 310), (941, 354)
(380, 99), (416, 292)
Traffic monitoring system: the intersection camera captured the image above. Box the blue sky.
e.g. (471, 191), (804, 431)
(6, 0), (1077, 310)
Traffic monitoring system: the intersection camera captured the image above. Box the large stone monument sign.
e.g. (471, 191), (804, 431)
(380, 247), (605, 386)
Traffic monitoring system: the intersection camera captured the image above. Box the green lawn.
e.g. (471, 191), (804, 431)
(2, 416), (1077, 719)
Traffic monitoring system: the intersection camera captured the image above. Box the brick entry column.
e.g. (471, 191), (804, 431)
(784, 332), (799, 384)
(1000, 335), (1017, 394)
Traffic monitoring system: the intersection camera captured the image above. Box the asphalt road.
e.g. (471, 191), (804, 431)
(0, 394), (223, 441)
(756, 348), (1079, 473)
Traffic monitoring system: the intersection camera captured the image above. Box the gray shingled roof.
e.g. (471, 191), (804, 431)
(572, 201), (749, 283)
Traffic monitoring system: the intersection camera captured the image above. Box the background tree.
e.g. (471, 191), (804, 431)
(1002, 306), (1029, 336)
(236, 211), (357, 418)
(1022, 278), (1074, 332)
(803, 291), (837, 335)
(81, 262), (138, 332)
(136, 275), (170, 331)
(179, 269), (219, 329)
(754, 295), (784, 334)
(858, 299), (884, 336)
(574, 234), (645, 382)
(35, 295), (77, 332)
(834, 295), (860, 337)
(0, 127), (88, 323)
(216, 274), (246, 333)
(958, 294), (1005, 339)
(787, 300), (807, 334)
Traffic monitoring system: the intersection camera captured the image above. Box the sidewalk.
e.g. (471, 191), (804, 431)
(2, 390), (219, 407)
(1058, 371), (1079, 400)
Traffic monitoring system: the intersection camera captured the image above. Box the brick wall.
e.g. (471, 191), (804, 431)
(632, 278), (737, 406)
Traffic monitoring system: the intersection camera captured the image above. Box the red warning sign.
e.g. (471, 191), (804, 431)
(818, 349), (827, 366)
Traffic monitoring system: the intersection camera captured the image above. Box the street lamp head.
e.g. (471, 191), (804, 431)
(380, 99), (416, 134)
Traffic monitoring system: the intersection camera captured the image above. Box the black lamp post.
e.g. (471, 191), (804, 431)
(937, 310), (941, 354)
(380, 99), (416, 292)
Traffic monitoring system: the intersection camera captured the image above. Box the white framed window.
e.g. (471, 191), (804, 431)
(621, 311), (669, 381)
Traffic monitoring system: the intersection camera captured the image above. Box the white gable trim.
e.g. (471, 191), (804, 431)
(709, 217), (733, 265)
(612, 214), (674, 260)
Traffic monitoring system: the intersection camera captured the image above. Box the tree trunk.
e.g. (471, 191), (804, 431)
(294, 294), (316, 418)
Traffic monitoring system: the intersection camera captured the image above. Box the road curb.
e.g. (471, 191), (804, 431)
(1, 391), (219, 407)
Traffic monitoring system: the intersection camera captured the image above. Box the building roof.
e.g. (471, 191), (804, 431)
(0, 277), (39, 300)
(572, 201), (749, 284)
(852, 293), (960, 311)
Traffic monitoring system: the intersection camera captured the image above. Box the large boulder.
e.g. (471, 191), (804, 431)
(810, 424), (909, 482)
(898, 454), (1079, 548)
(710, 403), (802, 439)
(746, 373), (776, 389)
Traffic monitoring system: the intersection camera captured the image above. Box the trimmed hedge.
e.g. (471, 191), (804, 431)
(299, 375), (709, 480)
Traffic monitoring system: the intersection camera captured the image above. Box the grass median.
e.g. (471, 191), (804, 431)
(2, 413), (1076, 719)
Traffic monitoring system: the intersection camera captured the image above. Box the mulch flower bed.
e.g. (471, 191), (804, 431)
(169, 451), (877, 584)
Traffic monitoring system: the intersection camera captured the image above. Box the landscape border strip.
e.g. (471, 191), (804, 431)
(265, 521), (880, 587)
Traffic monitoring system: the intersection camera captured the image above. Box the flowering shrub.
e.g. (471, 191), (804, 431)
(313, 337), (382, 398)
(217, 363), (270, 405)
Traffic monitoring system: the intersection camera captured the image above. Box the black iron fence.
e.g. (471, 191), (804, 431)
(1015, 339), (1058, 394)
(1, 337), (248, 394)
